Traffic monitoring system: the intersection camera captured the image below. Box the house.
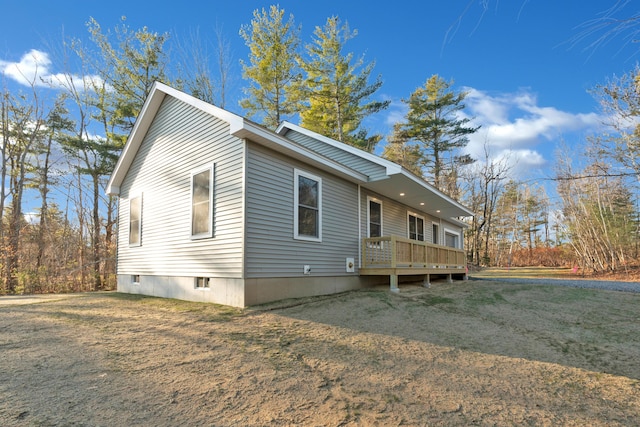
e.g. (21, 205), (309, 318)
(106, 82), (473, 307)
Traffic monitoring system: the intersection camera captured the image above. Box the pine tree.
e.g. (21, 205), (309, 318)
(381, 123), (423, 177)
(63, 17), (172, 289)
(300, 17), (389, 152)
(85, 17), (170, 137)
(392, 74), (478, 193)
(239, 5), (303, 129)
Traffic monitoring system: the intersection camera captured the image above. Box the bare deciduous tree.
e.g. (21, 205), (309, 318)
(461, 142), (512, 265)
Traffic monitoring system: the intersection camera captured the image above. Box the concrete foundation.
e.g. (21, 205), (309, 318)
(117, 274), (389, 307)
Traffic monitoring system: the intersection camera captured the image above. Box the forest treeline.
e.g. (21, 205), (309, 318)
(1, 6), (639, 294)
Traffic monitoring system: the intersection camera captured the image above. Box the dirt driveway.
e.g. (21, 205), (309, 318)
(0, 293), (82, 306)
(1, 281), (639, 426)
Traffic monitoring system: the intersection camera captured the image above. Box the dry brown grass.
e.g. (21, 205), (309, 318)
(475, 265), (640, 282)
(1, 281), (639, 426)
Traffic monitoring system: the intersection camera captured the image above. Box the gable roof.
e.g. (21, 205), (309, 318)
(276, 122), (474, 219)
(276, 121), (402, 180)
(106, 82), (367, 195)
(107, 82), (473, 220)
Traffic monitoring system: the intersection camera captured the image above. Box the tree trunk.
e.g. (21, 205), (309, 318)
(36, 135), (53, 272)
(91, 173), (102, 291)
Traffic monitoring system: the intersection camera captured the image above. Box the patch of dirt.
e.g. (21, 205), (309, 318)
(0, 282), (639, 426)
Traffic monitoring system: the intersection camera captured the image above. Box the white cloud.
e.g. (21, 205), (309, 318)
(0, 49), (104, 91)
(379, 87), (606, 183)
(384, 99), (407, 127)
(0, 49), (51, 86)
(23, 212), (39, 224)
(511, 149), (546, 167)
(463, 87), (603, 164)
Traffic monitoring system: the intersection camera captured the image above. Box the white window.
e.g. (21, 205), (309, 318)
(191, 165), (214, 238)
(195, 277), (210, 289)
(129, 195), (142, 246)
(432, 223), (439, 245)
(408, 212), (425, 241)
(294, 169), (322, 241)
(367, 197), (383, 238)
(444, 229), (460, 249)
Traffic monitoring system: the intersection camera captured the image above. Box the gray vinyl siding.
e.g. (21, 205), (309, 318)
(282, 129), (388, 181)
(245, 141), (360, 278)
(359, 189), (461, 243)
(117, 96), (244, 278)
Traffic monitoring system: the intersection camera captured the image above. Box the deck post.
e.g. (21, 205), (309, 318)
(390, 274), (399, 293)
(447, 273), (453, 283)
(390, 235), (397, 269)
(422, 274), (431, 288)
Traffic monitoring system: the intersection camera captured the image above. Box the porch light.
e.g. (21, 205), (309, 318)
(420, 202), (425, 206)
(399, 192), (405, 196)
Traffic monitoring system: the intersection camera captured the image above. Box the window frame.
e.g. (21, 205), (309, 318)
(195, 277), (210, 289)
(190, 164), (215, 239)
(444, 228), (461, 249)
(407, 212), (425, 241)
(294, 169), (322, 242)
(432, 222), (440, 245)
(367, 196), (383, 238)
(129, 194), (142, 247)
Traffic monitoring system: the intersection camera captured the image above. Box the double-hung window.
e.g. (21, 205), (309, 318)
(294, 169), (322, 241)
(367, 198), (382, 238)
(129, 194), (142, 246)
(191, 164), (214, 238)
(408, 212), (425, 241)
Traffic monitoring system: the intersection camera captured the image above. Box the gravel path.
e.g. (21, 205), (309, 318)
(470, 276), (640, 293)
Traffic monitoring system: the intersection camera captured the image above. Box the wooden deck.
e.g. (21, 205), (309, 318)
(360, 236), (467, 291)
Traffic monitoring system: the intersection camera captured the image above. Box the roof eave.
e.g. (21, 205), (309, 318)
(277, 121), (402, 176)
(277, 121), (474, 219)
(235, 121), (368, 183)
(107, 82), (246, 196)
(401, 170), (475, 217)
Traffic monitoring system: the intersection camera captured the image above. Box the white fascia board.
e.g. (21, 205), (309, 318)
(107, 82), (368, 195)
(139, 85), (364, 183)
(106, 82), (246, 195)
(106, 82), (167, 195)
(277, 121), (403, 176)
(448, 216), (472, 228)
(157, 82), (246, 131)
(402, 170), (475, 217)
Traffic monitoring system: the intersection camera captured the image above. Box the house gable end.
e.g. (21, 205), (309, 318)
(107, 82), (245, 195)
(108, 82), (368, 195)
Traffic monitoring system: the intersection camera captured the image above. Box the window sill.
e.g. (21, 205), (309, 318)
(190, 233), (214, 240)
(294, 235), (322, 243)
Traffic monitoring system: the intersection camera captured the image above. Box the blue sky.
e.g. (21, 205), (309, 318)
(1, 0), (638, 184)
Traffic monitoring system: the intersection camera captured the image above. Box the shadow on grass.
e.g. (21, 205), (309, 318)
(101, 292), (244, 321)
(17, 283), (640, 381)
(262, 280), (640, 380)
